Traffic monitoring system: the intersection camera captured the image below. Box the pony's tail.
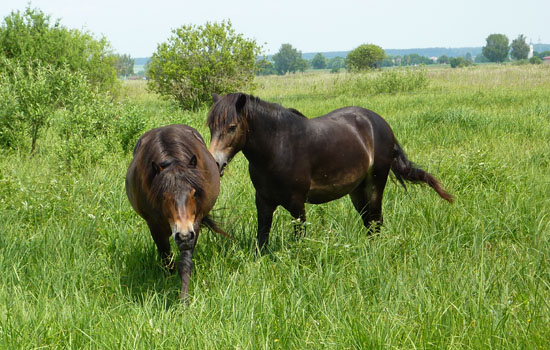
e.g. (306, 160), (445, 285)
(391, 143), (453, 203)
(202, 215), (232, 239)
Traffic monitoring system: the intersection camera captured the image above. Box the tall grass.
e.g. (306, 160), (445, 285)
(1, 65), (549, 349)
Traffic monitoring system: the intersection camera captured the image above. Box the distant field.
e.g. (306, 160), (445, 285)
(1, 65), (549, 349)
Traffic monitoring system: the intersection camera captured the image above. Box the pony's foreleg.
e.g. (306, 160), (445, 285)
(177, 249), (194, 301)
(256, 193), (276, 251)
(148, 222), (174, 272)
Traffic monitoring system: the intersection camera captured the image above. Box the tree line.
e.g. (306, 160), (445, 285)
(2, 4), (549, 131)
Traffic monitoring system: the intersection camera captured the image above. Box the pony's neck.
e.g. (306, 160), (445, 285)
(242, 101), (307, 164)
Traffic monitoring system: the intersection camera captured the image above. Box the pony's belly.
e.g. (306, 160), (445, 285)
(306, 182), (359, 204)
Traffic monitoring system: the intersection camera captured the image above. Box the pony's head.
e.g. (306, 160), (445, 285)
(149, 156), (203, 250)
(207, 93), (249, 176)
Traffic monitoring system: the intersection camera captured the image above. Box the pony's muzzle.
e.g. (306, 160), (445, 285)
(211, 152), (228, 177)
(216, 161), (227, 176)
(173, 228), (196, 250)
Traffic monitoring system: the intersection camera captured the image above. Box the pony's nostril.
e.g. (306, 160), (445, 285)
(175, 231), (194, 242)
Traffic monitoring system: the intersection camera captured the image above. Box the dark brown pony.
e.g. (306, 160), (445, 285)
(207, 93), (453, 250)
(126, 124), (224, 299)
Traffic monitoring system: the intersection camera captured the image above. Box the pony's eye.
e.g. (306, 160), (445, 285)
(228, 124), (237, 133)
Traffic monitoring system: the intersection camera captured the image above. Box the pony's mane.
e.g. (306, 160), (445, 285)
(143, 127), (205, 205)
(206, 93), (307, 130)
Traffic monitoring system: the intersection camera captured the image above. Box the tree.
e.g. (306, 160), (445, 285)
(0, 6), (118, 92)
(482, 34), (509, 62)
(311, 53), (327, 69)
(114, 54), (134, 77)
(272, 43), (308, 75)
(510, 34), (530, 60)
(147, 20), (261, 110)
(437, 55), (450, 64)
(345, 44), (386, 71)
(255, 58), (277, 75)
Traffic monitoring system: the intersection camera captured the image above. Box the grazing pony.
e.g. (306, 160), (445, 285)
(207, 93), (452, 249)
(126, 124), (224, 299)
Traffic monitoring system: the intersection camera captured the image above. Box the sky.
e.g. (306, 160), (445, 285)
(1, 0), (548, 58)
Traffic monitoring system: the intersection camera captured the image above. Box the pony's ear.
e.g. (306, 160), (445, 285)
(235, 93), (247, 114)
(212, 93), (220, 103)
(152, 161), (161, 175)
(188, 155), (197, 168)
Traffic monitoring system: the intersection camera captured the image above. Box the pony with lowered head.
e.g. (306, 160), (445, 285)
(126, 124), (225, 299)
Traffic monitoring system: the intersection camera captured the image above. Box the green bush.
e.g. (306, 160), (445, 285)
(346, 44), (386, 71)
(529, 56), (543, 65)
(0, 57), (93, 153)
(147, 20), (261, 110)
(0, 6), (118, 93)
(0, 56), (147, 168)
(55, 94), (148, 169)
(450, 57), (473, 68)
(512, 59), (529, 66)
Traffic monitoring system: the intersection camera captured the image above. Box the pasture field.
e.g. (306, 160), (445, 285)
(1, 65), (549, 349)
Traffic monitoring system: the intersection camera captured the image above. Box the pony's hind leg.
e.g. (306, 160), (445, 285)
(349, 171), (389, 234)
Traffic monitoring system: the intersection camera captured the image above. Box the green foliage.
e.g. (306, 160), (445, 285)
(54, 98), (148, 169)
(255, 57), (277, 76)
(475, 53), (490, 63)
(450, 56), (474, 68)
(0, 6), (118, 92)
(272, 43), (308, 74)
(482, 34), (510, 62)
(328, 56), (345, 72)
(0, 56), (148, 166)
(346, 44), (386, 71)
(311, 53), (327, 69)
(510, 34), (530, 61)
(146, 20), (260, 111)
(437, 55), (450, 64)
(0, 57), (89, 153)
(529, 56), (543, 65)
(114, 53), (135, 77)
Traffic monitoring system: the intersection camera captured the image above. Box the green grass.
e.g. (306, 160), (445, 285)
(1, 65), (550, 349)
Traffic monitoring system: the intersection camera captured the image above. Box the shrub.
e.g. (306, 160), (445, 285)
(0, 6), (118, 93)
(346, 44), (386, 71)
(529, 56), (543, 65)
(512, 59), (529, 66)
(147, 20), (261, 110)
(450, 57), (473, 68)
(0, 57), (92, 153)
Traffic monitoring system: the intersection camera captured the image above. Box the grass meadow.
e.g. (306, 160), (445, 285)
(1, 65), (549, 349)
